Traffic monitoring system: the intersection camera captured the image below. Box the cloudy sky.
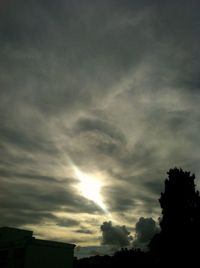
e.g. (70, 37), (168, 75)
(1, 0), (200, 257)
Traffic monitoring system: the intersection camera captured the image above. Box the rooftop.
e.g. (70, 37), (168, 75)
(0, 227), (75, 249)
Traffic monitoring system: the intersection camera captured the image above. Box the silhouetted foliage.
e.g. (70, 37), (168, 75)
(74, 248), (152, 268)
(149, 167), (200, 265)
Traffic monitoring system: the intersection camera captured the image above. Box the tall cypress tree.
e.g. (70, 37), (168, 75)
(150, 168), (200, 265)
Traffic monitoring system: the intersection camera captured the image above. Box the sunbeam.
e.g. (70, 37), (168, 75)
(73, 165), (107, 213)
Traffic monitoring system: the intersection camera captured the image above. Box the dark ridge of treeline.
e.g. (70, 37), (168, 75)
(74, 248), (151, 268)
(74, 168), (200, 267)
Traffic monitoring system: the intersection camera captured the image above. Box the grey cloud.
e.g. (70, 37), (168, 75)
(75, 229), (94, 235)
(0, 211), (55, 227)
(100, 221), (132, 247)
(144, 180), (163, 196)
(104, 185), (136, 212)
(75, 117), (126, 144)
(133, 217), (159, 249)
(0, 0), (160, 116)
(0, 208), (78, 228)
(73, 117), (126, 158)
(56, 218), (80, 227)
(0, 174), (103, 227)
(0, 126), (55, 154)
(0, 169), (75, 184)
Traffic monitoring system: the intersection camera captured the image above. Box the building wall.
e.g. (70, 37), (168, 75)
(0, 227), (75, 268)
(0, 246), (26, 268)
(25, 243), (74, 268)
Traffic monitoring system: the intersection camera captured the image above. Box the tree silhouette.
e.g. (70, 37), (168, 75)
(150, 168), (200, 265)
(74, 168), (200, 267)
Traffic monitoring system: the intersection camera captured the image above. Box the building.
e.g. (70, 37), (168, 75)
(0, 227), (75, 268)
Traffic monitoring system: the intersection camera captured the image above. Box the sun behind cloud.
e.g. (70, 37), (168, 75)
(73, 166), (107, 212)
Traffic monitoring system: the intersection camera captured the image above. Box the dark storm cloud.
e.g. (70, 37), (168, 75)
(100, 221), (132, 247)
(133, 217), (159, 249)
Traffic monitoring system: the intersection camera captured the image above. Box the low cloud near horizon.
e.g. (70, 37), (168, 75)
(100, 221), (132, 248)
(1, 0), (200, 252)
(133, 217), (159, 249)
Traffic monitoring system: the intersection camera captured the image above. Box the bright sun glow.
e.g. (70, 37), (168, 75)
(73, 166), (107, 212)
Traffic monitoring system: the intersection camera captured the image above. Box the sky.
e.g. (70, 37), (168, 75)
(1, 0), (200, 257)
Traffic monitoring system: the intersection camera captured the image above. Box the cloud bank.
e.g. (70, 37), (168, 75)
(100, 221), (132, 248)
(133, 217), (159, 249)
